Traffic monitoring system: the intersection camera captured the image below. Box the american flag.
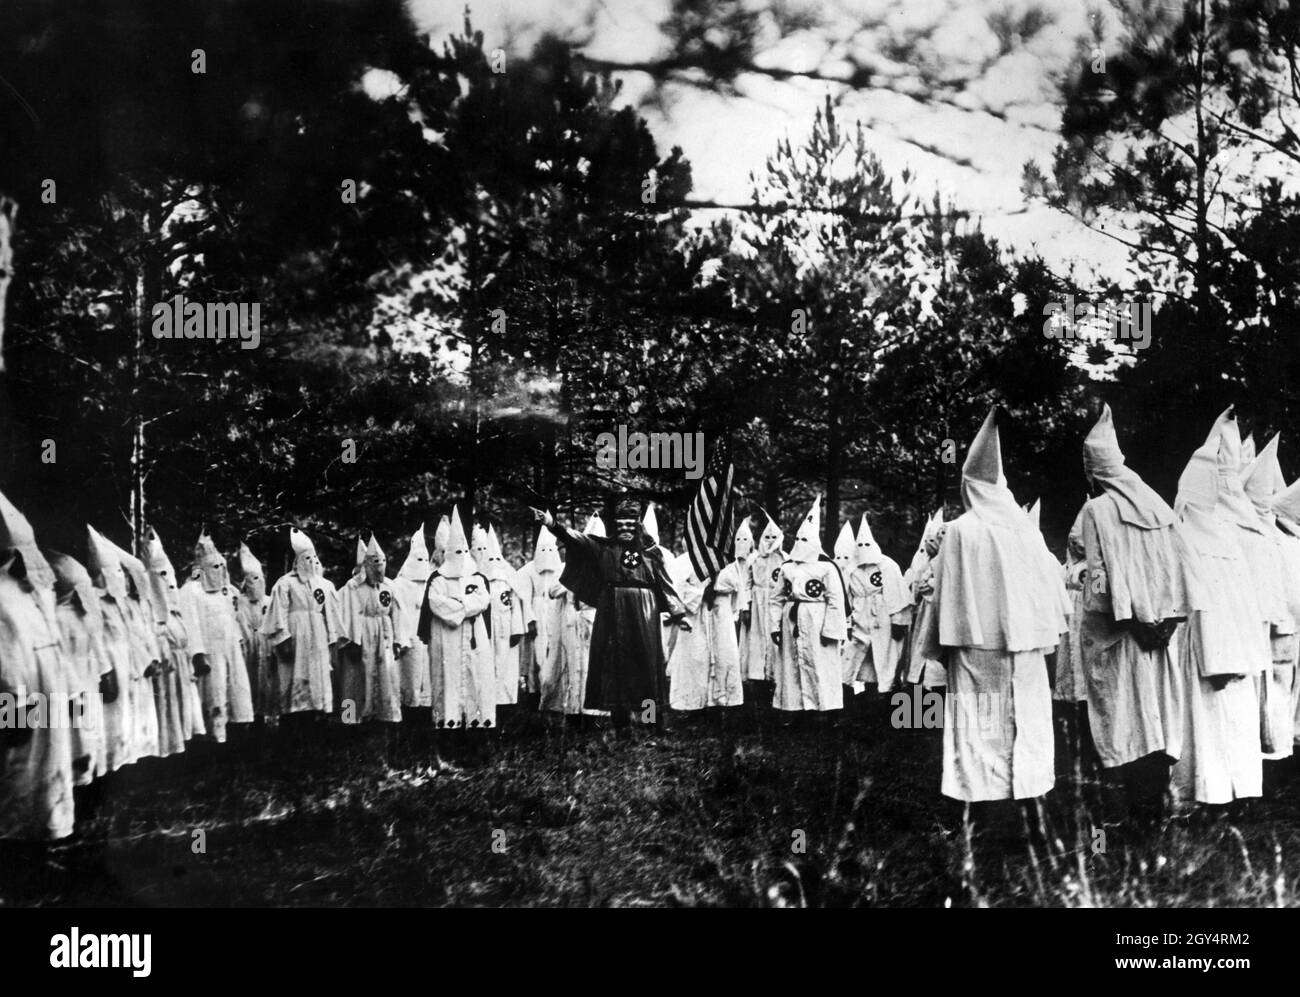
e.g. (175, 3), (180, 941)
(686, 442), (737, 581)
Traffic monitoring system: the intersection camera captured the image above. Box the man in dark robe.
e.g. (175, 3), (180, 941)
(533, 498), (689, 728)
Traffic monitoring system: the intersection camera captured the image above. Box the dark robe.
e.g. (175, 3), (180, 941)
(551, 524), (686, 718)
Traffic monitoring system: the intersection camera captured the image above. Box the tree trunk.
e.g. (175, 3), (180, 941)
(0, 196), (15, 373)
(129, 207), (152, 553)
(825, 386), (843, 554)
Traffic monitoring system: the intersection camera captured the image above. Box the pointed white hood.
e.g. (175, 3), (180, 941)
(531, 523), (561, 574)
(855, 512), (883, 566)
(440, 506), (476, 579)
(833, 521), (854, 573)
(733, 517), (755, 561)
(398, 524), (430, 582)
(756, 511), (784, 557)
(787, 496), (823, 563)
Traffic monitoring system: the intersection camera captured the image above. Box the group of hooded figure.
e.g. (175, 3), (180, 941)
(0, 505), (275, 847)
(914, 400), (1300, 820)
(8, 396), (1295, 852)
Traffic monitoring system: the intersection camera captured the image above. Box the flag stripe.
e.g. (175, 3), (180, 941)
(686, 449), (735, 582)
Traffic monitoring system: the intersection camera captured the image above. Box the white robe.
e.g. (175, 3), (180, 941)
(336, 576), (404, 723)
(426, 572), (495, 729)
(668, 562), (743, 710)
(0, 575), (75, 841)
(486, 573), (526, 706)
(120, 595), (161, 760)
(261, 571), (337, 715)
(96, 597), (136, 771)
(845, 556), (908, 687)
(182, 582), (254, 741)
(904, 554), (946, 689)
(1079, 496), (1187, 768)
(927, 510), (1065, 802)
(516, 563), (559, 695)
(392, 575), (431, 708)
(54, 598), (111, 783)
(744, 550), (784, 681)
(770, 560), (847, 711)
(1171, 509), (1269, 805)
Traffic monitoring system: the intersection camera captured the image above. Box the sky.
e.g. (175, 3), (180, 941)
(407, 0), (1135, 285)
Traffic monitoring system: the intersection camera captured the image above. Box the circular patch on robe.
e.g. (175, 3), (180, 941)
(445, 719), (457, 729)
(771, 567), (781, 582)
(313, 588), (325, 605)
(869, 570), (883, 589)
(804, 578), (825, 599)
(221, 586), (229, 596)
(500, 590), (512, 607)
(464, 582), (479, 595)
(484, 718), (493, 728)
(470, 719), (480, 728)
(379, 590), (392, 608)
(621, 549), (643, 570)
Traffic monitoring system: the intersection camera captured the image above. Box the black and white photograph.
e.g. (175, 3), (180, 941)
(0, 0), (1291, 941)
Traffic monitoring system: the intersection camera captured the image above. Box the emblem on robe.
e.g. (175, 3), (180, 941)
(771, 567), (781, 582)
(804, 577), (825, 599)
(379, 590), (392, 608)
(500, 590), (512, 607)
(464, 582), (478, 595)
(313, 588), (325, 605)
(869, 570), (883, 589)
(621, 549), (642, 570)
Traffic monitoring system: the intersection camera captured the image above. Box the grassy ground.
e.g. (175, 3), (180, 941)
(7, 694), (1300, 907)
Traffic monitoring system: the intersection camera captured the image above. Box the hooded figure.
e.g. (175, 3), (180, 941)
(336, 534), (403, 724)
(845, 512), (909, 691)
(1053, 507), (1088, 706)
(431, 515), (451, 569)
(516, 524), (561, 699)
(103, 536), (161, 761)
(1077, 404), (1196, 817)
(542, 515), (604, 716)
(392, 525), (432, 710)
(261, 527), (337, 717)
(0, 494), (75, 842)
(903, 511), (948, 690)
(479, 526), (528, 711)
(743, 513), (785, 684)
(233, 542), (273, 720)
(180, 532), (253, 743)
(470, 524), (491, 568)
(770, 496), (848, 712)
(921, 408), (1067, 802)
(419, 507), (495, 729)
(85, 526), (135, 771)
(142, 528), (196, 755)
(730, 517), (756, 622)
(535, 495), (688, 724)
(833, 522), (855, 577)
(666, 545), (744, 712)
(1170, 413), (1269, 806)
(1242, 433), (1298, 759)
(49, 550), (113, 785)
